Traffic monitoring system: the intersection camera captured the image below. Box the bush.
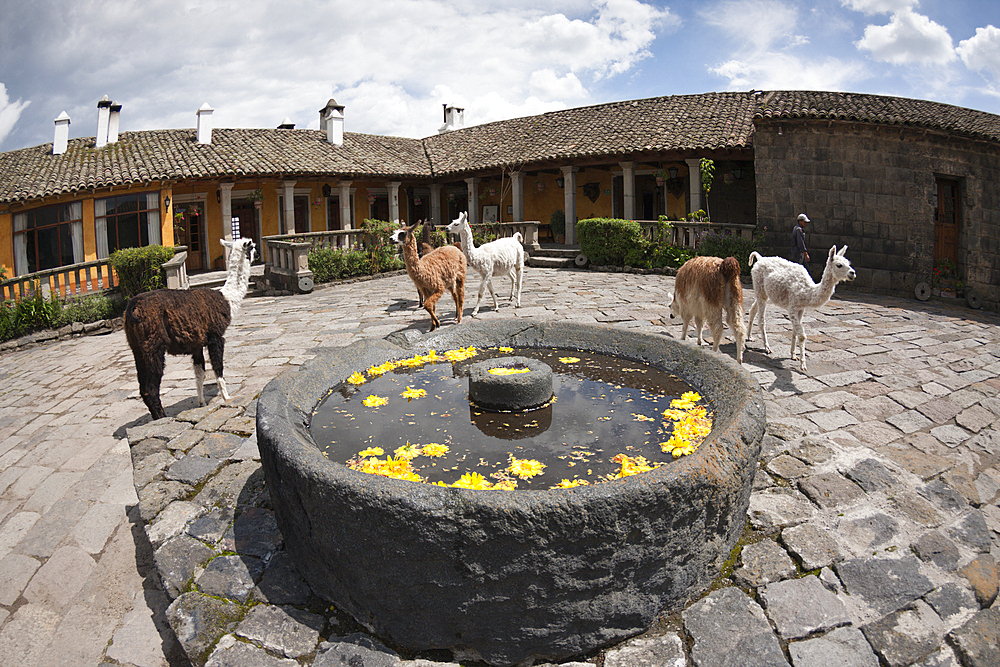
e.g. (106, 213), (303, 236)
(109, 245), (176, 299)
(550, 210), (566, 238)
(360, 219), (406, 274)
(577, 218), (646, 266)
(308, 247), (371, 283)
(55, 292), (126, 327)
(0, 282), (62, 341)
(695, 230), (763, 275)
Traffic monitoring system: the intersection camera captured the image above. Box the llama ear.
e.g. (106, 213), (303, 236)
(837, 245), (848, 256)
(221, 239), (233, 249)
(828, 246), (837, 260)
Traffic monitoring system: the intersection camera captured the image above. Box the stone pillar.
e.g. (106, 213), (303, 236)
(620, 161), (635, 220)
(466, 177), (480, 224)
(430, 183), (443, 226)
(282, 180), (296, 234)
(511, 171), (524, 222)
(339, 181), (353, 246)
(686, 158), (702, 216)
(219, 182), (235, 265)
(388, 181), (402, 222)
(561, 166), (578, 245)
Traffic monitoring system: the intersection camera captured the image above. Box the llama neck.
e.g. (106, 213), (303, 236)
(807, 265), (840, 309)
(220, 257), (250, 318)
(402, 235), (421, 272)
(458, 220), (479, 260)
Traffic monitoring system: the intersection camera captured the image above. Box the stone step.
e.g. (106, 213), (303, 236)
(527, 255), (576, 269)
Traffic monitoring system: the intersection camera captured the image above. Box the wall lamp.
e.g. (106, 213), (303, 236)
(556, 177), (565, 188)
(164, 196), (171, 209)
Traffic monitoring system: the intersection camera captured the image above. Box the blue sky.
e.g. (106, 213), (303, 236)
(1, 0), (997, 152)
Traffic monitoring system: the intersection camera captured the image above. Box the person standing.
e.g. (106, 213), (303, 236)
(791, 213), (810, 264)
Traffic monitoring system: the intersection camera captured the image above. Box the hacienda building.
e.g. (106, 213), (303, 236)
(1, 90), (998, 310)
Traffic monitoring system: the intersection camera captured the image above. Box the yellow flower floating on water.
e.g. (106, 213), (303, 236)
(421, 443), (449, 458)
(394, 442), (422, 459)
(632, 413), (655, 422)
(497, 346), (514, 353)
(559, 356), (581, 364)
(362, 394), (388, 408)
(444, 346), (478, 362)
(489, 367), (531, 375)
(554, 478), (590, 488)
(492, 478), (518, 490)
(357, 447), (384, 457)
(660, 392), (712, 458)
(508, 456), (546, 479)
(350, 455), (423, 482)
(401, 386), (427, 400)
(671, 391), (702, 410)
(453, 472), (492, 490)
(347, 372), (366, 385)
(612, 453), (656, 478)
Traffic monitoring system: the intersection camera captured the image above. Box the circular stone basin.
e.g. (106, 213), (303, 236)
(467, 355), (553, 412)
(256, 320), (765, 667)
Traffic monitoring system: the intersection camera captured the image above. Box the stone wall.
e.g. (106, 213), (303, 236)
(754, 119), (1000, 312)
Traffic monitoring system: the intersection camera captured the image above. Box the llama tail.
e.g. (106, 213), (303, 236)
(748, 251), (763, 266)
(720, 257), (740, 282)
(513, 231), (523, 243)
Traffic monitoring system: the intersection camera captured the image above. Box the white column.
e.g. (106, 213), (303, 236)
(339, 181), (353, 232)
(388, 181), (402, 222)
(686, 158), (702, 216)
(511, 171), (524, 222)
(219, 182), (235, 264)
(430, 183), (443, 226)
(619, 161), (635, 220)
(282, 180), (296, 234)
(561, 166), (578, 245)
(465, 177), (480, 224)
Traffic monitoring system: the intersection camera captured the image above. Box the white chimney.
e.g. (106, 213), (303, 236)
(107, 102), (122, 144)
(96, 95), (112, 148)
(53, 111), (70, 155)
(278, 117), (295, 129)
(438, 104), (465, 133)
(196, 103), (214, 144)
(320, 99), (345, 145)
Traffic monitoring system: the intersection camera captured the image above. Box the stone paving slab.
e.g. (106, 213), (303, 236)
(1, 267), (999, 666)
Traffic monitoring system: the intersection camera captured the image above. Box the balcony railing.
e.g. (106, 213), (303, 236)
(1, 258), (118, 302)
(635, 220), (757, 249)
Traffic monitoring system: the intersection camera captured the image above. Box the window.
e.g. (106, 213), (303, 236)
(95, 193), (161, 257)
(12, 202), (83, 275)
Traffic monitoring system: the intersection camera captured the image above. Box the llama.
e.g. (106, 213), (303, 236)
(393, 222), (466, 331)
(746, 245), (855, 371)
(669, 256), (746, 364)
(445, 212), (524, 316)
(125, 238), (256, 420)
(391, 220), (461, 307)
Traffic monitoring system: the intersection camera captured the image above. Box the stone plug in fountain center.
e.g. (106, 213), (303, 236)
(256, 320), (765, 667)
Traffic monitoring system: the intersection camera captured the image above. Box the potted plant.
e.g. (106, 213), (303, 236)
(248, 188), (264, 209)
(931, 258), (963, 297)
(550, 209), (566, 244)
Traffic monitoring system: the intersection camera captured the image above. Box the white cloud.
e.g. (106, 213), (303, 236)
(840, 0), (918, 15)
(856, 9), (957, 65)
(701, 0), (801, 53)
(958, 25), (1000, 81)
(711, 52), (868, 91)
(0, 84), (30, 146)
(528, 70), (588, 101)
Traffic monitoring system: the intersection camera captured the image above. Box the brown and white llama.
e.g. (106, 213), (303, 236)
(746, 245), (855, 371)
(669, 255), (746, 364)
(125, 238), (256, 420)
(392, 222), (466, 331)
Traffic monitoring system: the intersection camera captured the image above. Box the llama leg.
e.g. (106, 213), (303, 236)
(514, 266), (523, 307)
(423, 292), (443, 330)
(472, 275), (489, 316)
(679, 317), (689, 341)
(746, 299), (757, 342)
(757, 300), (771, 354)
(486, 276), (499, 311)
(455, 275), (465, 323)
(207, 335), (231, 402)
(790, 313), (808, 371)
(694, 317), (705, 346)
(135, 351), (167, 420)
(729, 308), (746, 364)
(709, 319), (724, 353)
(193, 349), (207, 406)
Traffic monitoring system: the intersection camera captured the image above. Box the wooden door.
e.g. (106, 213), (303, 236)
(934, 178), (959, 264)
(176, 202), (204, 271)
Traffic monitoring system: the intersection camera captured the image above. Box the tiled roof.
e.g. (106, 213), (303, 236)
(755, 90), (1000, 142)
(2, 91), (998, 206)
(424, 92), (758, 176)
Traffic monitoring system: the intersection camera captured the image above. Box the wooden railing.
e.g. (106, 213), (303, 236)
(1, 258), (118, 302)
(635, 220), (757, 249)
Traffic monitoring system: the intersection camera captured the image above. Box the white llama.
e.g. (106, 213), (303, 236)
(445, 212), (524, 316)
(746, 245), (856, 371)
(125, 238), (256, 419)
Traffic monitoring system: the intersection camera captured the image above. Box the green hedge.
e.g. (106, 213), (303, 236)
(695, 229), (762, 275)
(109, 245), (176, 299)
(308, 219), (405, 284)
(577, 218), (646, 266)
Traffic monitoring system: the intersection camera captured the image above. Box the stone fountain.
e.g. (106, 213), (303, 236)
(256, 319), (765, 666)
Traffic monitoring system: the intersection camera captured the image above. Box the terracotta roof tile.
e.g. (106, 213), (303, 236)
(2, 91), (998, 206)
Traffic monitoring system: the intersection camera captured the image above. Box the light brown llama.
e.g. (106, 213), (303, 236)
(125, 238), (255, 419)
(394, 222), (466, 331)
(669, 255), (746, 364)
